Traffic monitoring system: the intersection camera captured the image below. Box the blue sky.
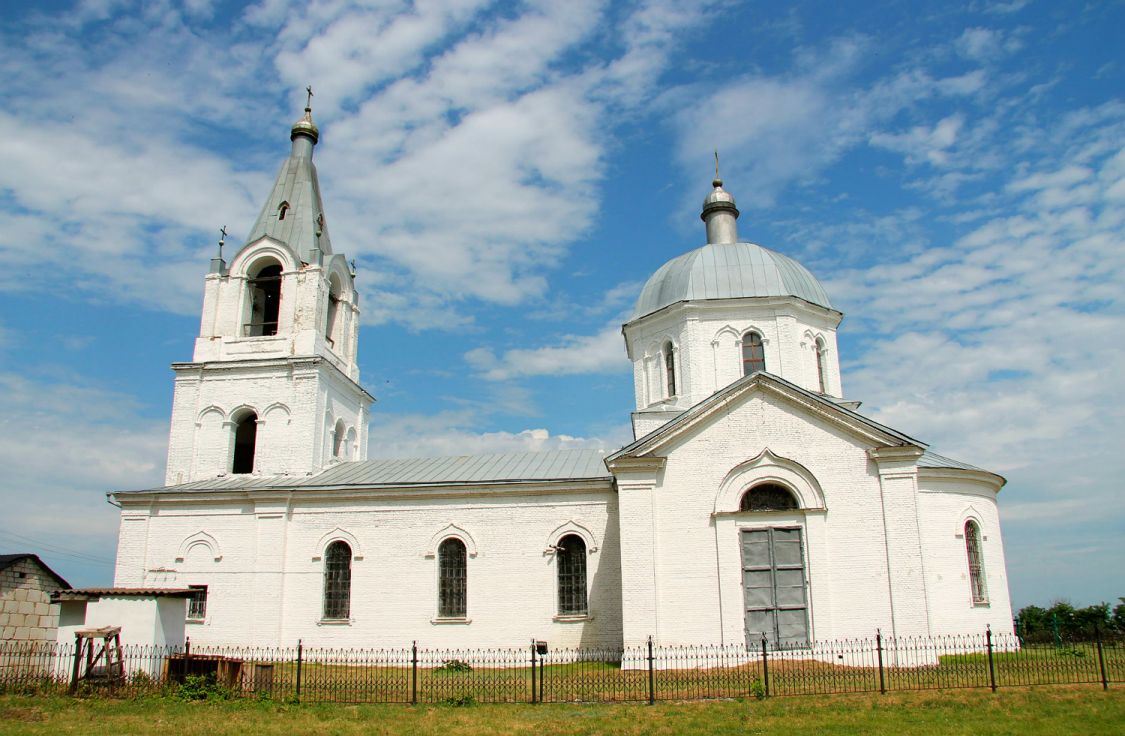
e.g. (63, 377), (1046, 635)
(0, 0), (1121, 612)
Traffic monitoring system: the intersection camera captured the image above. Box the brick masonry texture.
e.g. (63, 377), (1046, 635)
(1, 559), (64, 643)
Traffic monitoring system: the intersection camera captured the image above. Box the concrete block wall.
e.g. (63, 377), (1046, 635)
(1, 559), (64, 642)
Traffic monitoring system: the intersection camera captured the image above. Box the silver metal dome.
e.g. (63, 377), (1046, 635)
(631, 242), (834, 321)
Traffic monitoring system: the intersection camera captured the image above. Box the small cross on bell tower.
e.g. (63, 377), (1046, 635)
(209, 225), (228, 275)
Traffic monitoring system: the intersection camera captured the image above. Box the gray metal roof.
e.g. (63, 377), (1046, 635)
(918, 450), (985, 472)
(239, 129), (332, 263)
(631, 242), (834, 321)
(119, 449), (612, 495)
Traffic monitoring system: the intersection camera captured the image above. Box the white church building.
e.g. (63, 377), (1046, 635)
(109, 105), (1015, 650)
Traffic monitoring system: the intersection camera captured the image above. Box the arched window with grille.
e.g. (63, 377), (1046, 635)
(438, 538), (468, 618)
(556, 534), (588, 616)
(231, 411), (258, 474)
(663, 341), (676, 398)
(964, 521), (988, 605)
(323, 541), (352, 620)
(815, 337), (829, 394)
(739, 483), (800, 512)
(742, 332), (765, 375)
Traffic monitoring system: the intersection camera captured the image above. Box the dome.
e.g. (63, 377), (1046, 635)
(631, 242), (834, 321)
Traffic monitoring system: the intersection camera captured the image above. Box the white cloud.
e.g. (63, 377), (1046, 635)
(466, 324), (628, 381)
(869, 114), (966, 166)
(671, 38), (987, 207)
(0, 0), (717, 328)
(954, 27), (1021, 61)
(366, 410), (629, 459)
(0, 370), (168, 585)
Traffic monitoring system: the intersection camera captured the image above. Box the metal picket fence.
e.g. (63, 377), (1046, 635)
(1, 628), (1121, 704)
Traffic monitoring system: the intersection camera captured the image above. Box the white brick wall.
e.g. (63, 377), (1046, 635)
(114, 484), (622, 649)
(614, 383), (1013, 648)
(624, 297), (844, 418)
(165, 239), (371, 486)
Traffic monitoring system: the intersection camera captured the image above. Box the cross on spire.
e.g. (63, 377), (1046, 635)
(305, 85), (314, 110)
(714, 150), (721, 182)
(218, 225), (227, 258)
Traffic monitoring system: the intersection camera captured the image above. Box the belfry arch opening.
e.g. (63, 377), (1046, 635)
(247, 260), (283, 337)
(231, 411), (258, 475)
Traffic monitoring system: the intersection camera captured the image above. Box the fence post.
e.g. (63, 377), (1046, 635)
(295, 639), (303, 702)
(1095, 624), (1108, 691)
(647, 636), (655, 705)
(986, 625), (997, 692)
(876, 629), (886, 694)
(760, 636), (770, 698)
(69, 634), (82, 695)
(411, 641), (418, 704)
(530, 640), (538, 705)
(184, 636), (191, 660)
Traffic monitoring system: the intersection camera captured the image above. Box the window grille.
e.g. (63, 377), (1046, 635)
(740, 483), (799, 512)
(438, 538), (467, 618)
(964, 521), (988, 605)
(187, 585), (207, 620)
(742, 332), (765, 375)
(556, 534), (588, 616)
(323, 541), (352, 620)
(663, 342), (676, 397)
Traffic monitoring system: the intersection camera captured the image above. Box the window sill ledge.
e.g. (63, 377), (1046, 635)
(185, 618), (207, 625)
(972, 602), (991, 608)
(317, 618), (354, 626)
(553, 614), (593, 623)
(431, 617), (472, 625)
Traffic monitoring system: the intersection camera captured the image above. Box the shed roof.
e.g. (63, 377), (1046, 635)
(52, 588), (196, 601)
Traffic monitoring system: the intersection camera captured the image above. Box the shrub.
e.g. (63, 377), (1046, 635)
(435, 659), (473, 673)
(174, 673), (234, 701)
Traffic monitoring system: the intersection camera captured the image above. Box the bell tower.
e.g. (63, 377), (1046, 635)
(164, 99), (374, 485)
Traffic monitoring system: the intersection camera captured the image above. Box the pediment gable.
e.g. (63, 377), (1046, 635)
(606, 372), (924, 465)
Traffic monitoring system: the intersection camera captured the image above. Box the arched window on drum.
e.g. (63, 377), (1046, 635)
(742, 332), (765, 375)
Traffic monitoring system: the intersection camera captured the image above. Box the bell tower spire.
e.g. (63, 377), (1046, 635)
(163, 94), (373, 485)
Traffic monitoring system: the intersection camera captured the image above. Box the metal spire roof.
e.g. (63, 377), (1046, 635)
(239, 100), (332, 263)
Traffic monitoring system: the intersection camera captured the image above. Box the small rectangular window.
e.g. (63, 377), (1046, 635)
(187, 585), (208, 620)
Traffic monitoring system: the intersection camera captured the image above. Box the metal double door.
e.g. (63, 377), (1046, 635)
(741, 527), (809, 647)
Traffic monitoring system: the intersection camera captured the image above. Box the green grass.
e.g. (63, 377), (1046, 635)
(2, 687), (1124, 735)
